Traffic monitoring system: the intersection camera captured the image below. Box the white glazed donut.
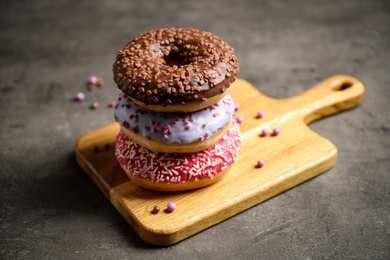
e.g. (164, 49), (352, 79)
(114, 92), (236, 153)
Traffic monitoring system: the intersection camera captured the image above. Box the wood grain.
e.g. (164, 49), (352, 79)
(75, 75), (364, 246)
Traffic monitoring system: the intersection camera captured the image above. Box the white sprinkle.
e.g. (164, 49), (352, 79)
(124, 149), (130, 159)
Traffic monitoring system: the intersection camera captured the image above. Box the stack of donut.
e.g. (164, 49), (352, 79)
(113, 28), (241, 192)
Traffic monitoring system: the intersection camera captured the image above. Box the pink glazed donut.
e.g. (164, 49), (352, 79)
(115, 120), (241, 192)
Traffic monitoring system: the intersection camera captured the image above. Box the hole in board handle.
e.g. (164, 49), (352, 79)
(332, 81), (353, 91)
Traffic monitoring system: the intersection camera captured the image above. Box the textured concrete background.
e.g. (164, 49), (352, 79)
(1, 0), (389, 259)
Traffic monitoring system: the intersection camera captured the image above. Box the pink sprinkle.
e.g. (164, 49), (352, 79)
(237, 115), (244, 124)
(257, 110), (265, 118)
(199, 136), (204, 142)
(257, 159), (265, 168)
(185, 125), (190, 130)
(167, 202), (176, 212)
(89, 76), (98, 85)
(202, 124), (206, 128)
(75, 92), (85, 101)
(261, 128), (269, 136)
(272, 127), (281, 136)
(235, 103), (240, 111)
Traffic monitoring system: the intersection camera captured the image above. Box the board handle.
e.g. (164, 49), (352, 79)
(286, 75), (365, 124)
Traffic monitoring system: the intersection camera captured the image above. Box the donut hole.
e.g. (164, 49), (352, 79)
(163, 50), (192, 67)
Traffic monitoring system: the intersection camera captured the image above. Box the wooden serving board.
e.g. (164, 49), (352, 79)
(76, 75), (364, 246)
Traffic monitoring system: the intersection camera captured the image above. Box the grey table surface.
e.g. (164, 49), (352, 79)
(1, 0), (389, 259)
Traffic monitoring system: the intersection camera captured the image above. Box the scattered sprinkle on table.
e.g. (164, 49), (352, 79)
(236, 115), (244, 124)
(89, 76), (99, 85)
(75, 92), (85, 101)
(109, 101), (116, 107)
(91, 102), (99, 109)
(97, 77), (104, 87)
(87, 83), (94, 91)
(235, 103), (240, 111)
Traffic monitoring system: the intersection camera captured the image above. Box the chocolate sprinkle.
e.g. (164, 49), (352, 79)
(113, 28), (239, 106)
(91, 102), (99, 109)
(152, 206), (160, 214)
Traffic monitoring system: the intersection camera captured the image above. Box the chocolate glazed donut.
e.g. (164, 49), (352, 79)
(113, 28), (239, 112)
